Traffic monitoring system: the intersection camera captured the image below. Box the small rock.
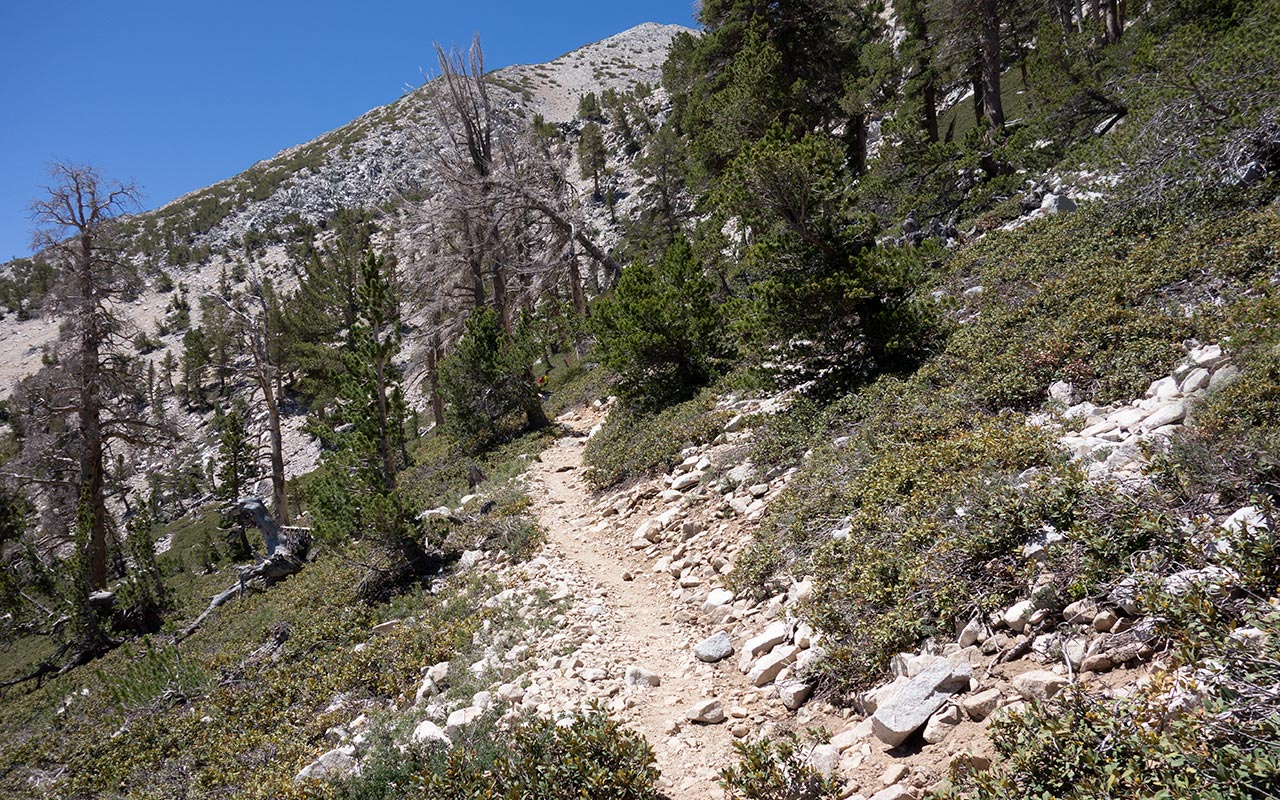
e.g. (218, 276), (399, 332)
(412, 720), (450, 746)
(868, 786), (915, 800)
(808, 744), (841, 778)
(777, 680), (813, 710)
(882, 763), (910, 786)
(445, 706), (482, 736)
(1012, 670), (1068, 702)
(625, 666), (661, 688)
(1002, 600), (1034, 633)
(747, 645), (800, 687)
(370, 619), (401, 636)
(957, 618), (984, 647)
(961, 688), (1001, 721)
(1062, 598), (1098, 624)
(1092, 609), (1119, 632)
(695, 631), (735, 663)
(702, 588), (735, 611)
(687, 699), (726, 724)
(671, 472), (702, 492)
(294, 747), (360, 784)
(922, 703), (961, 744)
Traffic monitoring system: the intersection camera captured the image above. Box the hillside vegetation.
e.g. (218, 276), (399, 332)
(2, 2), (1279, 799)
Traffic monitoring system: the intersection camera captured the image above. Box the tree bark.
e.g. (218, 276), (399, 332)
(978, 0), (1005, 130)
(78, 231), (108, 591)
(1103, 0), (1123, 42)
(922, 71), (939, 143)
(427, 341), (445, 427)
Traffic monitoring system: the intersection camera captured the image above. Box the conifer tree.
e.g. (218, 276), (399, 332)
(578, 122), (608, 197)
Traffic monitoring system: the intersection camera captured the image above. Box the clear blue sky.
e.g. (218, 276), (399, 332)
(0, 1), (698, 262)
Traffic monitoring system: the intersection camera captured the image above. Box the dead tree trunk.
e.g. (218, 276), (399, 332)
(178, 497), (309, 640)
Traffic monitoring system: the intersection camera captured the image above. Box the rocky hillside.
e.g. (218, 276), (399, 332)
(0, 22), (688, 400)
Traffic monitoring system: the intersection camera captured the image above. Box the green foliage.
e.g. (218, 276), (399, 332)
(1149, 291), (1280, 504)
(439, 309), (548, 449)
(928, 206), (1280, 411)
(0, 257), (56, 319)
(718, 731), (840, 800)
(327, 708), (659, 800)
(713, 131), (939, 395)
(583, 390), (731, 489)
(280, 208), (379, 410)
(577, 91), (602, 121)
(308, 251), (414, 572)
(592, 236), (731, 410)
(94, 638), (211, 712)
(961, 608), (1280, 799)
(578, 121), (608, 196)
(115, 511), (170, 634)
(213, 401), (254, 503)
(0, 551), (482, 800)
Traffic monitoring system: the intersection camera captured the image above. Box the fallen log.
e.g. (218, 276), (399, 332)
(177, 497), (311, 641)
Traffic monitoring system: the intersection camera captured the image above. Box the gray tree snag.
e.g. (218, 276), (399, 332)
(29, 164), (142, 591)
(178, 496), (310, 640)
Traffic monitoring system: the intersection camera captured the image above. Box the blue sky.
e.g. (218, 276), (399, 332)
(0, 1), (699, 261)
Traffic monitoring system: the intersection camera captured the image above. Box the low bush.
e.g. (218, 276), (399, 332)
(956, 605), (1280, 799)
(324, 708), (660, 800)
(583, 390), (732, 489)
(718, 731), (840, 800)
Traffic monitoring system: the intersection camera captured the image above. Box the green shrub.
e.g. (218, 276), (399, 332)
(1149, 294), (1280, 505)
(439, 309), (549, 449)
(718, 732), (840, 800)
(592, 235), (731, 410)
(583, 391), (732, 489)
(959, 607), (1280, 800)
(328, 708), (660, 800)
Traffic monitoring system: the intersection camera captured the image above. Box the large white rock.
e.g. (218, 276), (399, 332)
(871, 659), (972, 747)
(1179, 367), (1211, 394)
(445, 706), (482, 736)
(739, 621), (790, 670)
(702, 588), (735, 611)
(1223, 506), (1268, 535)
(962, 687), (1002, 721)
(1040, 193), (1077, 214)
(294, 747), (360, 783)
(414, 675), (438, 706)
(807, 744), (841, 778)
(670, 471), (702, 491)
(748, 645), (800, 686)
(777, 680), (813, 710)
(1002, 600), (1034, 633)
(625, 666), (662, 688)
(687, 698), (726, 724)
(427, 661), (451, 685)
(412, 720), (451, 746)
(1140, 401), (1186, 432)
(1189, 343), (1227, 369)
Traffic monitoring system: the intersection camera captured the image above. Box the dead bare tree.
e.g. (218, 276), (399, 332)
(213, 276), (292, 527)
(410, 35), (618, 329)
(27, 164), (152, 591)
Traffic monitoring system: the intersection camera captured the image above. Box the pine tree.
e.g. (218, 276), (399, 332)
(578, 122), (608, 197)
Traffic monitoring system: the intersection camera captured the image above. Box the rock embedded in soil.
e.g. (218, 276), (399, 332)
(870, 659), (972, 747)
(1012, 670), (1068, 701)
(695, 631), (735, 663)
(687, 698), (726, 724)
